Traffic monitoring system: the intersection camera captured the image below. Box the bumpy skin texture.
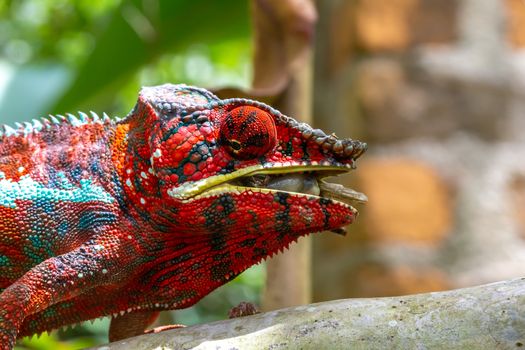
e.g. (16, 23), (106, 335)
(0, 84), (366, 349)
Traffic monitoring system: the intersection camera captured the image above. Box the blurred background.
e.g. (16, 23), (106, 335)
(1, 0), (525, 348)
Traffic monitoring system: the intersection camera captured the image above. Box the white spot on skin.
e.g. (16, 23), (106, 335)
(126, 179), (132, 187)
(78, 273), (83, 278)
(148, 168), (154, 174)
(18, 167), (24, 173)
(140, 198), (146, 205)
(153, 149), (162, 158)
(126, 169), (132, 175)
(102, 269), (108, 274)
(140, 171), (148, 179)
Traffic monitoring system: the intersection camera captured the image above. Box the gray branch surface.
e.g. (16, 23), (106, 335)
(91, 278), (525, 350)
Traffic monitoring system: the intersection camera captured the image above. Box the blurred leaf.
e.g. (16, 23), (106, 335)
(0, 64), (70, 123)
(52, 0), (250, 114)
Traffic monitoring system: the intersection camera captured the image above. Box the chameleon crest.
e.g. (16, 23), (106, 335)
(0, 84), (366, 348)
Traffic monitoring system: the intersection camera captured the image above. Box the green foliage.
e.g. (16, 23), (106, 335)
(1, 0), (264, 349)
(0, 0), (253, 118)
(52, 0), (252, 114)
(0, 0), (121, 66)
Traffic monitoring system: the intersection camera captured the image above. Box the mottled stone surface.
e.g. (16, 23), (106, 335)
(314, 0), (525, 301)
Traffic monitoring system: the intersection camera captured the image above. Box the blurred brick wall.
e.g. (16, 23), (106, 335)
(313, 0), (525, 300)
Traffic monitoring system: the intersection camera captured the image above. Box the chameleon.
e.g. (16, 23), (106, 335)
(0, 84), (366, 348)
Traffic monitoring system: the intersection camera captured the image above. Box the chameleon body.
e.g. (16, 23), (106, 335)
(0, 84), (366, 348)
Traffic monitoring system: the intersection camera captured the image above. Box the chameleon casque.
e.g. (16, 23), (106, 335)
(0, 84), (366, 348)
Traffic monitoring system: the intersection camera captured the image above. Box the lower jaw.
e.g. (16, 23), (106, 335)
(180, 188), (357, 237)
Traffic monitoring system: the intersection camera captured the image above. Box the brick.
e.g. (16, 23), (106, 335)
(357, 58), (406, 114)
(356, 57), (507, 142)
(505, 0), (525, 48)
(355, 58), (433, 142)
(356, 158), (452, 244)
(319, 0), (457, 77)
(355, 0), (418, 52)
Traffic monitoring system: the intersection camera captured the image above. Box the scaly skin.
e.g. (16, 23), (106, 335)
(0, 84), (366, 348)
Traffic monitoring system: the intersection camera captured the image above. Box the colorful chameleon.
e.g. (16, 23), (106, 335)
(0, 84), (366, 348)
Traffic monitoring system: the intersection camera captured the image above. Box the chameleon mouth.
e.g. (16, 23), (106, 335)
(167, 164), (366, 234)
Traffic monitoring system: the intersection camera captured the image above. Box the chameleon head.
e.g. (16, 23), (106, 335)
(127, 84), (366, 279)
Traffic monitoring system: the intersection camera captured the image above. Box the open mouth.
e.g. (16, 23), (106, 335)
(168, 165), (367, 234)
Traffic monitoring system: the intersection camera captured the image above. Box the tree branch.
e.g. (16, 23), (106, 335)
(90, 278), (525, 349)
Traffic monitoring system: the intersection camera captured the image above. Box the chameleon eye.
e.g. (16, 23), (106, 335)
(219, 106), (277, 160)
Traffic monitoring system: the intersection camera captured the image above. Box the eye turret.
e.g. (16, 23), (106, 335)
(219, 106), (277, 160)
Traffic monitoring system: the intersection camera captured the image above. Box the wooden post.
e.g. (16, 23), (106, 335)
(249, 0), (317, 310)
